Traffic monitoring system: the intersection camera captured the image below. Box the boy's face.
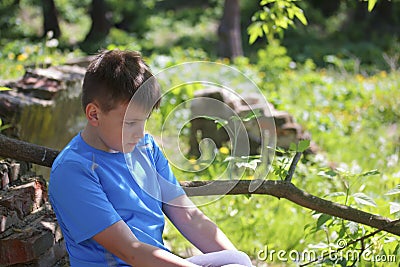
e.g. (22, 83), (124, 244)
(95, 102), (148, 153)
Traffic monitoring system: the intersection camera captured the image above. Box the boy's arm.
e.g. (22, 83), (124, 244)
(163, 194), (237, 253)
(92, 220), (201, 267)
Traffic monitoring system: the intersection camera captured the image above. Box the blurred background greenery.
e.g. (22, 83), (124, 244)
(0, 0), (399, 78)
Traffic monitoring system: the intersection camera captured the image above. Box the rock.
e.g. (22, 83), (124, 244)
(188, 88), (313, 156)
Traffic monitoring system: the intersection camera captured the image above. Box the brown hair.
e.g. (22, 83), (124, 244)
(81, 49), (161, 114)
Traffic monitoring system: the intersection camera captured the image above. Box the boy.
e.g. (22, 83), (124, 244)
(49, 49), (252, 266)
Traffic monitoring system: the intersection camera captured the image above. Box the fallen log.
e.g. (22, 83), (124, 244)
(0, 134), (399, 236)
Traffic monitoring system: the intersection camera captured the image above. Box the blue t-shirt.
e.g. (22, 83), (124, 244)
(49, 133), (185, 266)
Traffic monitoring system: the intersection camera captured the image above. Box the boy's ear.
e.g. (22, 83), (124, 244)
(86, 103), (100, 126)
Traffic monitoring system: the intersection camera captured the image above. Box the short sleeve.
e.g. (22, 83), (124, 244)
(49, 161), (121, 244)
(146, 135), (185, 202)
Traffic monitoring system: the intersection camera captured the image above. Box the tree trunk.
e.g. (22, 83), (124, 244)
(42, 0), (61, 39)
(81, 0), (110, 52)
(218, 0), (243, 59)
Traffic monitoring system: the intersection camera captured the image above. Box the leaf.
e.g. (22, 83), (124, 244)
(260, 0), (276, 5)
(289, 142), (297, 151)
(262, 24), (269, 36)
(368, 0), (378, 12)
(335, 258), (348, 267)
(276, 18), (289, 29)
(352, 192), (377, 207)
(318, 169), (338, 178)
(304, 223), (313, 231)
(394, 243), (400, 254)
(294, 8), (308, 25)
(248, 32), (259, 45)
(287, 7), (295, 19)
(297, 139), (310, 152)
(316, 214), (332, 229)
(247, 22), (264, 44)
(242, 110), (262, 122)
(244, 194), (252, 199)
(386, 185), (400, 195)
(389, 202), (400, 214)
(0, 86), (12, 91)
(201, 116), (228, 127)
(346, 221), (359, 235)
(361, 169), (380, 177)
(338, 224), (346, 238)
(275, 147), (286, 154)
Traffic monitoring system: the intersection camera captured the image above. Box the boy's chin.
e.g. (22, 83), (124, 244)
(122, 143), (137, 153)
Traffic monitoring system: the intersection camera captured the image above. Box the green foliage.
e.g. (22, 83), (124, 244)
(248, 0), (308, 44)
(0, 86), (11, 133)
(105, 28), (142, 51)
(366, 0), (378, 11)
(248, 0), (383, 45)
(0, 0), (25, 39)
(281, 0), (400, 71)
(0, 37), (84, 80)
(140, 8), (220, 55)
(0, 86), (12, 133)
(0, 118), (11, 133)
(288, 140), (310, 153)
(55, 0), (91, 23)
(257, 40), (293, 76)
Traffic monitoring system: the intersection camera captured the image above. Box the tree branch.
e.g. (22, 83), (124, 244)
(0, 134), (58, 168)
(181, 180), (400, 236)
(1, 134), (399, 236)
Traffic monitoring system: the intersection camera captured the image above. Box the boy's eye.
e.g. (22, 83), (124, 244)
(125, 121), (136, 126)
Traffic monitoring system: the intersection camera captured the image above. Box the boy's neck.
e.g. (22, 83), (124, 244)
(81, 124), (119, 153)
